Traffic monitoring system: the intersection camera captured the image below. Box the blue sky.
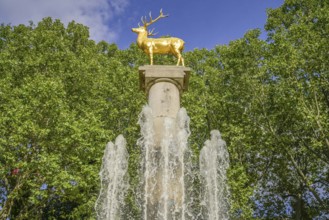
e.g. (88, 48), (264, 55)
(0, 0), (284, 51)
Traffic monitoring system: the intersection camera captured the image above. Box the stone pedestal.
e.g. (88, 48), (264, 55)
(139, 65), (190, 219)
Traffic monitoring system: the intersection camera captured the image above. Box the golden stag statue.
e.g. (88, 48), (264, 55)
(132, 9), (185, 66)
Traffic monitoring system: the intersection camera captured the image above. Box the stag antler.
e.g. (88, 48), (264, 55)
(141, 9), (168, 27)
(148, 28), (158, 36)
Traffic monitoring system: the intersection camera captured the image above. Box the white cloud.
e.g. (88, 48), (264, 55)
(0, 0), (129, 42)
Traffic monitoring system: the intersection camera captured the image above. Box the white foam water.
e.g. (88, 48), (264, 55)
(137, 105), (191, 220)
(96, 106), (230, 220)
(200, 130), (230, 220)
(95, 135), (129, 220)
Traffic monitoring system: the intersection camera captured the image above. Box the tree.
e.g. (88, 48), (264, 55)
(0, 18), (144, 219)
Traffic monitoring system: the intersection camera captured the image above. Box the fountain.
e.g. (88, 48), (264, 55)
(96, 10), (229, 219)
(96, 65), (230, 219)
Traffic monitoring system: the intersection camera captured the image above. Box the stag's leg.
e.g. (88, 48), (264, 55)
(149, 54), (153, 65)
(176, 56), (180, 66)
(148, 48), (153, 65)
(174, 49), (184, 66)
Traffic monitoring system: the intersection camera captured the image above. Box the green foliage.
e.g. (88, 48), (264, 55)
(256, 0), (329, 218)
(1, 0), (328, 217)
(0, 18), (144, 219)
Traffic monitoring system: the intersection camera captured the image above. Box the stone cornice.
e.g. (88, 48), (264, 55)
(139, 65), (190, 95)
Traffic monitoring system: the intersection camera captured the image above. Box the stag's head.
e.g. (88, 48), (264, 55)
(131, 26), (147, 34)
(131, 9), (168, 36)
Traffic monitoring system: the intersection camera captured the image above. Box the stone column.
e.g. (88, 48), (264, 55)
(139, 65), (190, 219)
